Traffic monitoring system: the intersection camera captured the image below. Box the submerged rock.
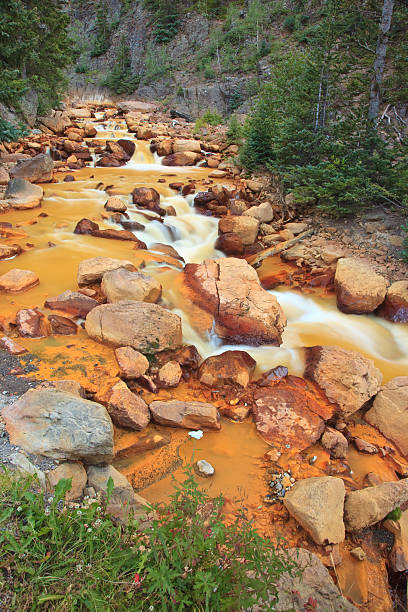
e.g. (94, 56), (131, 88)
(195, 459), (215, 478)
(198, 350), (256, 389)
(365, 376), (408, 456)
(284, 477), (345, 545)
(85, 301), (182, 352)
(344, 480), (408, 531)
(149, 400), (220, 430)
(304, 345), (382, 417)
(48, 314), (77, 335)
(101, 268), (162, 304)
(3, 389), (114, 463)
(185, 257), (286, 346)
(0, 268), (39, 293)
(334, 258), (388, 314)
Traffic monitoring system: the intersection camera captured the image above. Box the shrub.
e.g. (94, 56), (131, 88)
(226, 114), (244, 144)
(0, 118), (29, 143)
(194, 110), (223, 133)
(0, 467), (298, 610)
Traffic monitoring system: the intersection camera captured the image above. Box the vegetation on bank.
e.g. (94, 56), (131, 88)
(0, 467), (296, 611)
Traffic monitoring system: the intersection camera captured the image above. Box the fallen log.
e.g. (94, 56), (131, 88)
(248, 229), (314, 267)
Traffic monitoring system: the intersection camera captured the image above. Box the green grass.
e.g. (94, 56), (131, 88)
(0, 466), (297, 611)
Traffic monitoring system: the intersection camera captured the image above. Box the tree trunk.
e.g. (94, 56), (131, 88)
(368, 0), (395, 122)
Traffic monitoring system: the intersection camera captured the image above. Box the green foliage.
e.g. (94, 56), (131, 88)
(75, 62), (90, 74)
(194, 110), (223, 133)
(0, 118), (29, 143)
(402, 224), (408, 263)
(102, 36), (140, 94)
(0, 0), (73, 114)
(386, 507), (403, 521)
(90, 1), (114, 57)
(226, 114), (244, 145)
(0, 467), (297, 610)
(144, 0), (180, 44)
(141, 42), (171, 84)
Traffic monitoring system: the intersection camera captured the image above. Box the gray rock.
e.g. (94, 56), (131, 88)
(5, 178), (43, 209)
(9, 451), (46, 488)
(195, 459), (215, 477)
(2, 389), (114, 464)
(10, 153), (53, 183)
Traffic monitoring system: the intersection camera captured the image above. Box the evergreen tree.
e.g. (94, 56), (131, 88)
(91, 1), (112, 57)
(143, 0), (180, 44)
(0, 0), (73, 114)
(102, 36), (140, 95)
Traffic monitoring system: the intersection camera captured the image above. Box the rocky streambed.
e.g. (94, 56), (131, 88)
(1, 101), (408, 610)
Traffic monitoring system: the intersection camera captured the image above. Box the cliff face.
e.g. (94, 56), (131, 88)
(66, 0), (264, 116)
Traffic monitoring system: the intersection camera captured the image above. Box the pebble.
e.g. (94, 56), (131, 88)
(195, 459), (215, 478)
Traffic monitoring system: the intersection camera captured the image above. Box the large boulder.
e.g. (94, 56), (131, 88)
(275, 548), (357, 611)
(334, 258), (388, 314)
(85, 301), (182, 352)
(5, 178), (43, 209)
(384, 509), (408, 572)
(77, 257), (136, 286)
(149, 400), (220, 430)
(162, 152), (202, 166)
(101, 268), (162, 303)
(38, 110), (72, 134)
(304, 346), (382, 417)
(2, 389), (114, 463)
(253, 385), (327, 452)
(0, 269), (39, 293)
(344, 480), (408, 531)
(218, 216), (259, 245)
(117, 100), (157, 113)
(10, 153), (53, 183)
(365, 377), (408, 456)
(184, 258), (286, 345)
(378, 280), (408, 323)
(107, 380), (150, 430)
(173, 139), (202, 153)
(243, 202), (274, 223)
(198, 350), (256, 389)
(284, 477), (345, 545)
(44, 290), (99, 317)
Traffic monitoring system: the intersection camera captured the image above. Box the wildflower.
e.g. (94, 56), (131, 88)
(48, 496), (54, 502)
(149, 607), (154, 611)
(96, 506), (101, 512)
(133, 573), (142, 587)
(93, 518), (102, 528)
(77, 510), (82, 515)
(84, 524), (88, 528)
(76, 564), (83, 572)
(16, 506), (22, 512)
(45, 509), (50, 516)
(87, 527), (92, 532)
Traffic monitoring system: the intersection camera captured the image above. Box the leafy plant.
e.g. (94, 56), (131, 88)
(226, 114), (244, 145)
(194, 110), (223, 133)
(102, 36), (140, 94)
(0, 118), (29, 143)
(0, 467), (298, 610)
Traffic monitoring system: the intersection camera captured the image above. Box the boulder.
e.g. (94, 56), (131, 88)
(0, 336), (27, 355)
(243, 202), (274, 223)
(344, 480), (408, 531)
(157, 361), (182, 388)
(155, 140), (173, 156)
(101, 268), (161, 304)
(218, 216), (259, 245)
(37, 379), (85, 397)
(104, 196), (127, 212)
(304, 346), (382, 417)
(253, 386), (326, 452)
(115, 346), (149, 379)
(84, 124), (97, 137)
(106, 140), (130, 162)
(198, 350), (256, 389)
(47, 462), (87, 501)
(162, 152), (202, 166)
(10, 153), (53, 183)
(48, 314), (77, 335)
(334, 258), (388, 314)
(117, 139), (136, 158)
(275, 548), (357, 611)
(16, 308), (49, 338)
(44, 290), (99, 318)
(321, 427), (348, 459)
(0, 167), (10, 185)
(3, 389), (114, 463)
(107, 380), (150, 430)
(5, 178), (43, 209)
(117, 100), (157, 113)
(214, 232), (244, 256)
(85, 301), (182, 352)
(365, 377), (408, 456)
(0, 243), (23, 259)
(149, 400), (220, 430)
(283, 222), (308, 235)
(378, 281), (408, 323)
(38, 110), (71, 134)
(77, 257), (136, 286)
(284, 477), (345, 544)
(184, 258), (286, 345)
(384, 509), (408, 572)
(0, 268), (39, 293)
(173, 139), (202, 153)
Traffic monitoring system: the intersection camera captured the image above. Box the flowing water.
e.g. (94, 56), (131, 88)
(2, 118), (408, 507)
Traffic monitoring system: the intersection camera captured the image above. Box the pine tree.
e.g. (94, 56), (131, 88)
(102, 36), (140, 95)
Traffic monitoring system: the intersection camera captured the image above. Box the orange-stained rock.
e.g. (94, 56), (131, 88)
(85, 301), (182, 352)
(214, 232), (244, 256)
(114, 428), (169, 458)
(162, 151), (202, 166)
(104, 196), (127, 212)
(218, 216), (259, 245)
(321, 427), (348, 459)
(0, 243), (22, 260)
(156, 345), (201, 370)
(48, 314), (77, 335)
(10, 153), (53, 183)
(365, 376), (408, 456)
(132, 187), (162, 215)
(377, 280), (408, 323)
(157, 361), (182, 388)
(149, 399), (220, 430)
(184, 257), (286, 346)
(77, 256), (136, 286)
(154, 139), (173, 157)
(304, 345), (382, 417)
(107, 380), (150, 431)
(253, 386), (326, 451)
(115, 346), (149, 379)
(173, 139), (202, 154)
(334, 258), (388, 314)
(0, 268), (39, 293)
(345, 480), (408, 531)
(0, 336), (28, 355)
(47, 462), (87, 501)
(16, 308), (49, 338)
(101, 268), (161, 304)
(198, 350), (256, 389)
(44, 290), (99, 317)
